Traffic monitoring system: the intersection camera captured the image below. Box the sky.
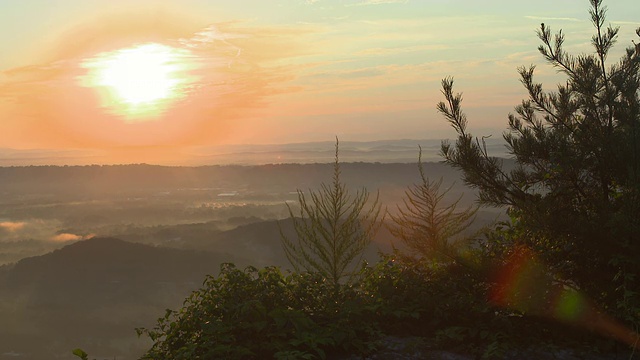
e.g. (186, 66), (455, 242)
(0, 0), (639, 165)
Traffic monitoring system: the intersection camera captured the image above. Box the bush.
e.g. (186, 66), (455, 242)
(136, 263), (380, 360)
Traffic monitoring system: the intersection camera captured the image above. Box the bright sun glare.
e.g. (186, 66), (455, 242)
(80, 43), (198, 122)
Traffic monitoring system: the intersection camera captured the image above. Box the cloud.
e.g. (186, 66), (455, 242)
(179, 24), (248, 49)
(0, 221), (26, 232)
(525, 16), (582, 23)
(610, 20), (640, 25)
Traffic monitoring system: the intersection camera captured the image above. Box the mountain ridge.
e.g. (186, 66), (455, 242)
(0, 138), (509, 166)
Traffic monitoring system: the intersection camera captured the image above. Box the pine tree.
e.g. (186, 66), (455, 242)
(438, 0), (640, 315)
(280, 138), (383, 287)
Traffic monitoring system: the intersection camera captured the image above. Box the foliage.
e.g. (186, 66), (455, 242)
(387, 147), (479, 262)
(135, 256), (625, 359)
(136, 263), (380, 360)
(438, 0), (640, 320)
(281, 138), (383, 287)
(359, 253), (486, 334)
(136, 255), (504, 359)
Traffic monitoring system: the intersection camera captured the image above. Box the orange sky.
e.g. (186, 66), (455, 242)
(1, 0), (639, 165)
(1, 12), (309, 151)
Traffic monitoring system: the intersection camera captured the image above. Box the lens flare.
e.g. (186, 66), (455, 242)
(491, 246), (640, 349)
(553, 289), (588, 322)
(79, 43), (199, 122)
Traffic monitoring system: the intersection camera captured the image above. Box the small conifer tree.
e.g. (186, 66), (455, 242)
(280, 138), (383, 287)
(388, 147), (478, 263)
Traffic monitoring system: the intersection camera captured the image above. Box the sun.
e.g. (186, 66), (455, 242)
(80, 43), (198, 122)
(95, 43), (181, 105)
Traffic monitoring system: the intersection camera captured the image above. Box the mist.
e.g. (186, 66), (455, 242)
(0, 140), (506, 359)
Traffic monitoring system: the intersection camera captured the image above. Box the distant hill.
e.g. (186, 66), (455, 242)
(114, 218), (401, 269)
(0, 161), (466, 199)
(0, 138), (510, 166)
(0, 237), (236, 360)
(114, 213), (501, 270)
(5, 237), (227, 286)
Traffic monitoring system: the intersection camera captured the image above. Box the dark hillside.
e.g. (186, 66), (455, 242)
(6, 237), (226, 287)
(0, 237), (235, 360)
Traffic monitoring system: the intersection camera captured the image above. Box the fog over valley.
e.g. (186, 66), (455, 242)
(0, 141), (507, 359)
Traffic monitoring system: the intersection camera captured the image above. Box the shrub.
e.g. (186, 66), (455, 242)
(136, 263), (380, 360)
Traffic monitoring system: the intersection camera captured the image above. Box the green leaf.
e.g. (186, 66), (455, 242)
(72, 348), (89, 360)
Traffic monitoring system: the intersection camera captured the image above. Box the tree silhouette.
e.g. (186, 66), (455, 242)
(438, 0), (640, 315)
(388, 147), (478, 263)
(280, 138), (383, 287)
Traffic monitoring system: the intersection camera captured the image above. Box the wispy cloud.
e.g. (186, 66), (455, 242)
(525, 15), (582, 22)
(610, 20), (640, 25)
(179, 24), (248, 49)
